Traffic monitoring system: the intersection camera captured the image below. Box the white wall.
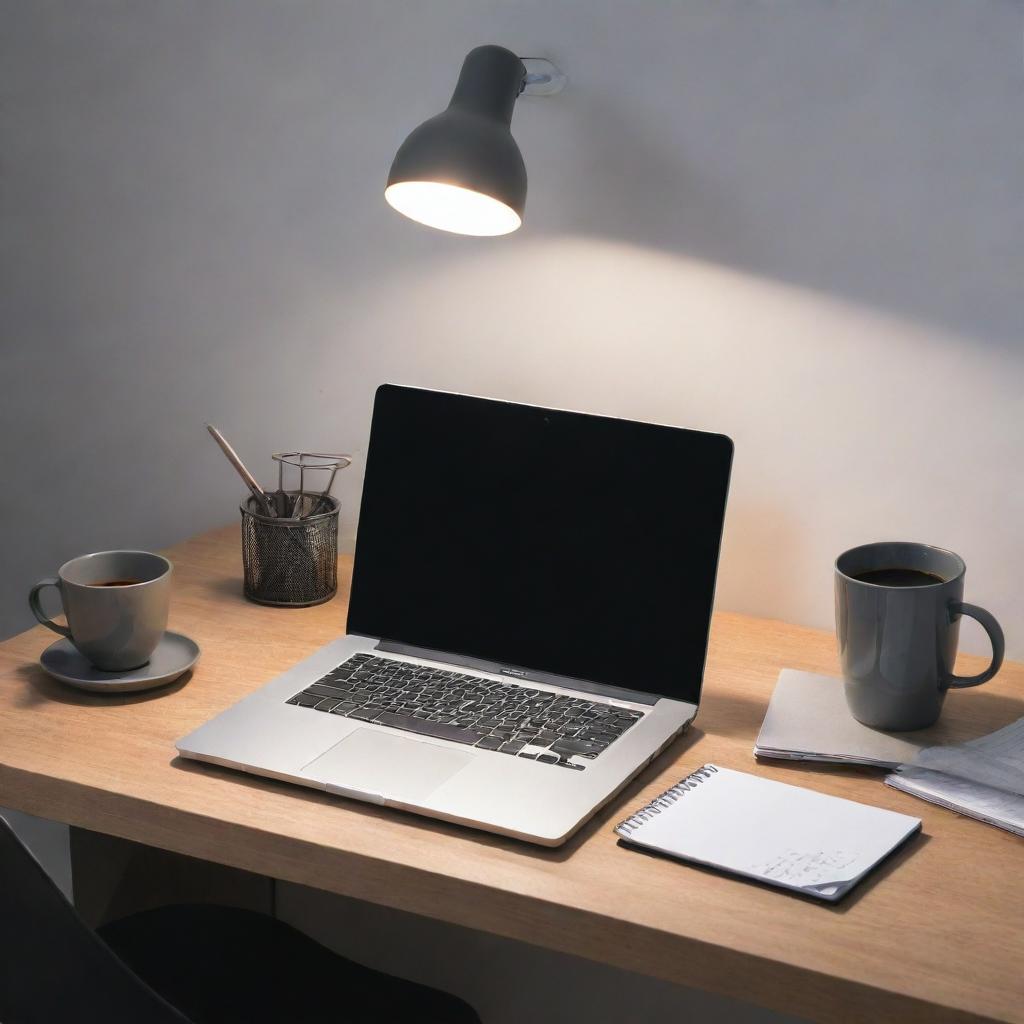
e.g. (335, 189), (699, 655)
(2, 1), (1021, 657)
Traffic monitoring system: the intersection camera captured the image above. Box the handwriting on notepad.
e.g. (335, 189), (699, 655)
(750, 848), (858, 887)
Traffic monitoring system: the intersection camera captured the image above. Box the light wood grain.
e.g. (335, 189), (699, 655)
(1, 525), (1021, 1024)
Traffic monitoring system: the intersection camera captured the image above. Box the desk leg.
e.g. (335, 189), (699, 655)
(70, 827), (273, 929)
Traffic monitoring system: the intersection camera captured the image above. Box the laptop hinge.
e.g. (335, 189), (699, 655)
(372, 638), (661, 706)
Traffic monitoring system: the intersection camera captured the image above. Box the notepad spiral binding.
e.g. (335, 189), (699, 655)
(614, 764), (719, 837)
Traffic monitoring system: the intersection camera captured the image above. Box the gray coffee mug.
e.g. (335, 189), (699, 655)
(29, 550), (172, 671)
(835, 541), (1004, 730)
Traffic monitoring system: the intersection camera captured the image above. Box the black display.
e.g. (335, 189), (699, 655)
(347, 386), (733, 704)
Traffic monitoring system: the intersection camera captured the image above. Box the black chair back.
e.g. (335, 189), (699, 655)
(0, 815), (190, 1024)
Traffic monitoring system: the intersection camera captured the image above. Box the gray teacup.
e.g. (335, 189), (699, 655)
(835, 541), (1004, 730)
(29, 550), (172, 671)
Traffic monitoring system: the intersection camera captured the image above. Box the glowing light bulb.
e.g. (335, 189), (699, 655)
(384, 181), (522, 236)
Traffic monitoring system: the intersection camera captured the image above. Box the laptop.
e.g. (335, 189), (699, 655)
(177, 385), (733, 846)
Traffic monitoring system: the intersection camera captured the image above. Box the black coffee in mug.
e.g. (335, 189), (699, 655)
(850, 567), (945, 588)
(835, 542), (1004, 730)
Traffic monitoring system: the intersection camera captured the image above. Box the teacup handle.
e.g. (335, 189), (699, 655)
(28, 578), (72, 639)
(947, 602), (1004, 688)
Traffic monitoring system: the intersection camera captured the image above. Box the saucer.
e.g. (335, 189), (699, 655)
(40, 631), (200, 693)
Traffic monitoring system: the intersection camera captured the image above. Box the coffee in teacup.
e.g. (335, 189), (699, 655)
(29, 551), (172, 671)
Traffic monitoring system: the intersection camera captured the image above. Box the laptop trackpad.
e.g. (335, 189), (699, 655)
(302, 728), (473, 803)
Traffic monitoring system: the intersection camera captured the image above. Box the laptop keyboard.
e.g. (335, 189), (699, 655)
(286, 653), (644, 770)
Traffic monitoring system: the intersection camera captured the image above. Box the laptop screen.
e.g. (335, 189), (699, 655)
(347, 385), (733, 704)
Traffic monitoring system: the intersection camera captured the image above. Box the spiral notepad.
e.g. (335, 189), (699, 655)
(615, 765), (920, 901)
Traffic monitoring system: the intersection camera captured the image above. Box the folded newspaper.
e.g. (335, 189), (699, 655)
(886, 717), (1024, 837)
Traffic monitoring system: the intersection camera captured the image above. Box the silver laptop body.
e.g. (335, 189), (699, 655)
(177, 386), (733, 846)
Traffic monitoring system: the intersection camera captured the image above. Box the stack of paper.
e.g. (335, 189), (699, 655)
(754, 670), (933, 767)
(755, 670), (1024, 837)
(887, 719), (1024, 837)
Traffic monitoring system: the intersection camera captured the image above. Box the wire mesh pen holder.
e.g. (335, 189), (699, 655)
(241, 494), (340, 607)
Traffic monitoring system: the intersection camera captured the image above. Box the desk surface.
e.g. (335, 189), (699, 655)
(1, 526), (1021, 1024)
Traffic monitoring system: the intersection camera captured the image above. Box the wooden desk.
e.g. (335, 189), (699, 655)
(1, 526), (1021, 1024)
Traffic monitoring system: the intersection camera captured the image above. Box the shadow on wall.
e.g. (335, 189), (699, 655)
(511, 2), (1023, 354)
(536, 94), (750, 282)
(521, 98), (1021, 355)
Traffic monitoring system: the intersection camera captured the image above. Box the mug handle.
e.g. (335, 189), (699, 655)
(947, 602), (1004, 688)
(28, 578), (72, 639)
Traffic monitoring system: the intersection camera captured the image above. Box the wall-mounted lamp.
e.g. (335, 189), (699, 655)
(385, 45), (565, 237)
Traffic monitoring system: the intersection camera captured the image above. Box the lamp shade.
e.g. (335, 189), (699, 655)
(386, 45), (528, 236)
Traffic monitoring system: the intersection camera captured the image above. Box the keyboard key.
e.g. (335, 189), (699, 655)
(287, 693), (324, 707)
(536, 753), (559, 764)
(476, 735), (504, 751)
(551, 739), (605, 757)
(375, 712), (483, 746)
(518, 751), (538, 760)
(314, 698), (341, 713)
(307, 683), (351, 699)
(579, 730), (616, 742)
(498, 740), (525, 755)
(330, 702), (360, 715)
(349, 707), (382, 722)
(555, 760), (585, 771)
